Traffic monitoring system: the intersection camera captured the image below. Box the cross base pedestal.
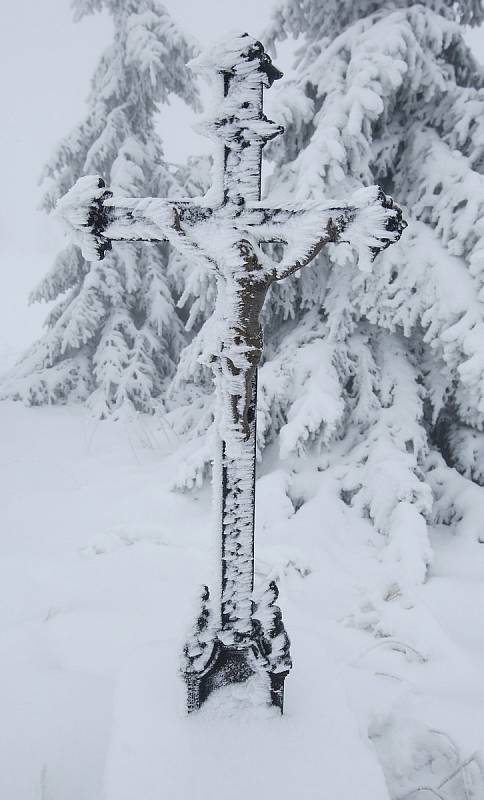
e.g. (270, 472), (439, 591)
(185, 639), (289, 714)
(182, 581), (292, 714)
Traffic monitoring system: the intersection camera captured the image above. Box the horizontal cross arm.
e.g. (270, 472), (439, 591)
(55, 178), (405, 278)
(243, 187), (406, 279)
(54, 175), (213, 261)
(104, 197), (213, 242)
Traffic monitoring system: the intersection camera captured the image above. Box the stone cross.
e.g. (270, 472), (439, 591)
(57, 33), (406, 714)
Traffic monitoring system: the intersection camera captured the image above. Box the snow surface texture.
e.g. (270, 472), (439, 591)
(2, 402), (484, 800)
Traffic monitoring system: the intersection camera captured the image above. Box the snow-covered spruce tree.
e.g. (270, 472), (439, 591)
(0, 0), (199, 417)
(171, 1), (484, 587)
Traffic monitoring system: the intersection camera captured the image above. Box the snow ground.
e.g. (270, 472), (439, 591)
(1, 402), (484, 799)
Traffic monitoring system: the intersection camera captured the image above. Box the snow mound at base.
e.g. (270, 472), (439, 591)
(104, 635), (390, 800)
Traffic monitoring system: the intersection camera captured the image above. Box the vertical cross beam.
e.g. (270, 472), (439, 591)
(208, 39), (282, 630)
(182, 36), (291, 711)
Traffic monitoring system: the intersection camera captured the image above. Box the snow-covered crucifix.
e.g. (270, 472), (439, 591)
(56, 33), (405, 714)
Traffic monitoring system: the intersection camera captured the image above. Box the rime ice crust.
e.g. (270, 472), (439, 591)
(56, 184), (404, 275)
(189, 32), (283, 85)
(53, 32), (406, 714)
(189, 32), (284, 207)
(55, 176), (114, 262)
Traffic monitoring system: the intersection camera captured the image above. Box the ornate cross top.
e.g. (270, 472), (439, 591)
(57, 33), (406, 714)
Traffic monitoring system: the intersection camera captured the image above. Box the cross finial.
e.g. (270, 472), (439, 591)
(190, 32), (283, 85)
(190, 33), (284, 205)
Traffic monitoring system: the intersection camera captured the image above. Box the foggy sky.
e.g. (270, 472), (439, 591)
(0, 0), (277, 364)
(0, 2), (482, 366)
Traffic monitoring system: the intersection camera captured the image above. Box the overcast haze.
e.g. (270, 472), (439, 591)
(0, 2), (482, 365)
(0, 0), (278, 365)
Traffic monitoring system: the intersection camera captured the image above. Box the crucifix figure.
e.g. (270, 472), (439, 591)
(57, 33), (406, 714)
